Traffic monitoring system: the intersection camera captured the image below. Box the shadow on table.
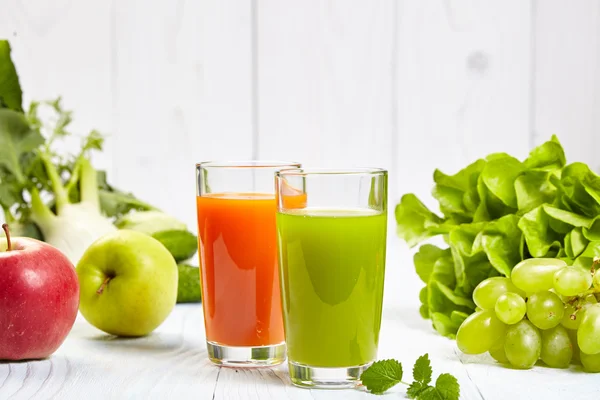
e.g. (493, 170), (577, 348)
(81, 331), (206, 359)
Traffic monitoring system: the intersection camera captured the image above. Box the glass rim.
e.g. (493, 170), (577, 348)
(196, 160), (301, 169)
(275, 167), (387, 177)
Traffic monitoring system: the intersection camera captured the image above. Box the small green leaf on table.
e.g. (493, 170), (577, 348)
(360, 359), (403, 395)
(360, 354), (459, 399)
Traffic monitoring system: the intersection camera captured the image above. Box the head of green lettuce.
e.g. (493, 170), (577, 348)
(396, 135), (600, 338)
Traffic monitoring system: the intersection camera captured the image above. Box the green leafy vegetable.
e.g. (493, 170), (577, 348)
(432, 159), (485, 223)
(518, 206), (562, 258)
(0, 109), (43, 185)
(0, 41), (23, 112)
(395, 135), (600, 338)
(395, 194), (445, 247)
(477, 215), (522, 277)
(480, 155), (523, 208)
(360, 354), (460, 399)
(414, 244), (448, 284)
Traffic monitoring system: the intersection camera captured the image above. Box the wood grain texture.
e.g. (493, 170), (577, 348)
(11, 291), (600, 399)
(0, 301), (493, 400)
(256, 0), (396, 194)
(532, 0), (600, 169)
(0, 0), (113, 170)
(394, 0), (532, 212)
(110, 0), (254, 231)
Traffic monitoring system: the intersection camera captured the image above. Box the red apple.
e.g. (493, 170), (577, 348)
(0, 224), (79, 360)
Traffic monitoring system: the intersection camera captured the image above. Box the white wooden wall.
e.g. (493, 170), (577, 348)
(1, 0), (599, 233)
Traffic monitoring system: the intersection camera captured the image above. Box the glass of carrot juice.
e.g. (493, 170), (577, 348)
(195, 161), (301, 366)
(275, 168), (388, 388)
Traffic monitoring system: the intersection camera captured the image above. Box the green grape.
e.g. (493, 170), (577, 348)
(456, 310), (507, 355)
(593, 271), (600, 289)
(553, 266), (592, 297)
(549, 288), (572, 304)
(580, 351), (600, 372)
(494, 293), (526, 324)
(585, 294), (598, 305)
(473, 277), (524, 310)
(489, 338), (509, 364)
(511, 258), (567, 293)
(504, 320), (542, 369)
(561, 304), (581, 330)
(577, 304), (600, 355)
(567, 328), (581, 364)
(540, 325), (573, 368)
(526, 291), (565, 330)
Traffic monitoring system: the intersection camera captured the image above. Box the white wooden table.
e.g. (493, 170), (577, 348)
(1, 241), (599, 400)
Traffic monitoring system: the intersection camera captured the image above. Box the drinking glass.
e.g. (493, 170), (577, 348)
(196, 161), (301, 366)
(275, 168), (388, 388)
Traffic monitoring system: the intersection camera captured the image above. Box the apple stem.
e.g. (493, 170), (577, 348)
(2, 223), (11, 251)
(96, 277), (112, 295)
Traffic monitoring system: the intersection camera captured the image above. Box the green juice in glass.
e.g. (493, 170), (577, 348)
(276, 208), (387, 368)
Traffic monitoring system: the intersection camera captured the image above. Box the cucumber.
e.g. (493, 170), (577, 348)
(152, 229), (198, 262)
(177, 263), (202, 303)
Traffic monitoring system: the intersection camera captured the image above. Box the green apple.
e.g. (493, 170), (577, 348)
(76, 230), (178, 337)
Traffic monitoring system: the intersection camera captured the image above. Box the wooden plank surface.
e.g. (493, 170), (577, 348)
(2, 256), (599, 400)
(0, 0), (113, 169)
(394, 0), (533, 212)
(532, 0), (600, 169)
(256, 0), (396, 195)
(110, 0), (255, 231)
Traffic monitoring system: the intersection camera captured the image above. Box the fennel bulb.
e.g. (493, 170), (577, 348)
(30, 154), (116, 265)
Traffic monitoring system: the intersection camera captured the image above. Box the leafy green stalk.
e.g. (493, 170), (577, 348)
(29, 188), (56, 229)
(79, 157), (99, 208)
(39, 152), (69, 213)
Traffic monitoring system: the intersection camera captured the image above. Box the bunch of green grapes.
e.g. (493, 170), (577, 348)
(456, 258), (600, 371)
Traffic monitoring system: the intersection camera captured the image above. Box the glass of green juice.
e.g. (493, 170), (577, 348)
(275, 168), (388, 389)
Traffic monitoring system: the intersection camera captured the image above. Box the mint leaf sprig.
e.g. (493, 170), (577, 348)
(360, 354), (460, 399)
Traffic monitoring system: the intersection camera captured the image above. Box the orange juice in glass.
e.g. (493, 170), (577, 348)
(195, 161), (301, 366)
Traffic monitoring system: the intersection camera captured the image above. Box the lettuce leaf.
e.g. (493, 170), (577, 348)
(477, 215), (522, 277)
(524, 135), (566, 171)
(395, 194), (445, 247)
(432, 159), (485, 222)
(480, 155), (524, 209)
